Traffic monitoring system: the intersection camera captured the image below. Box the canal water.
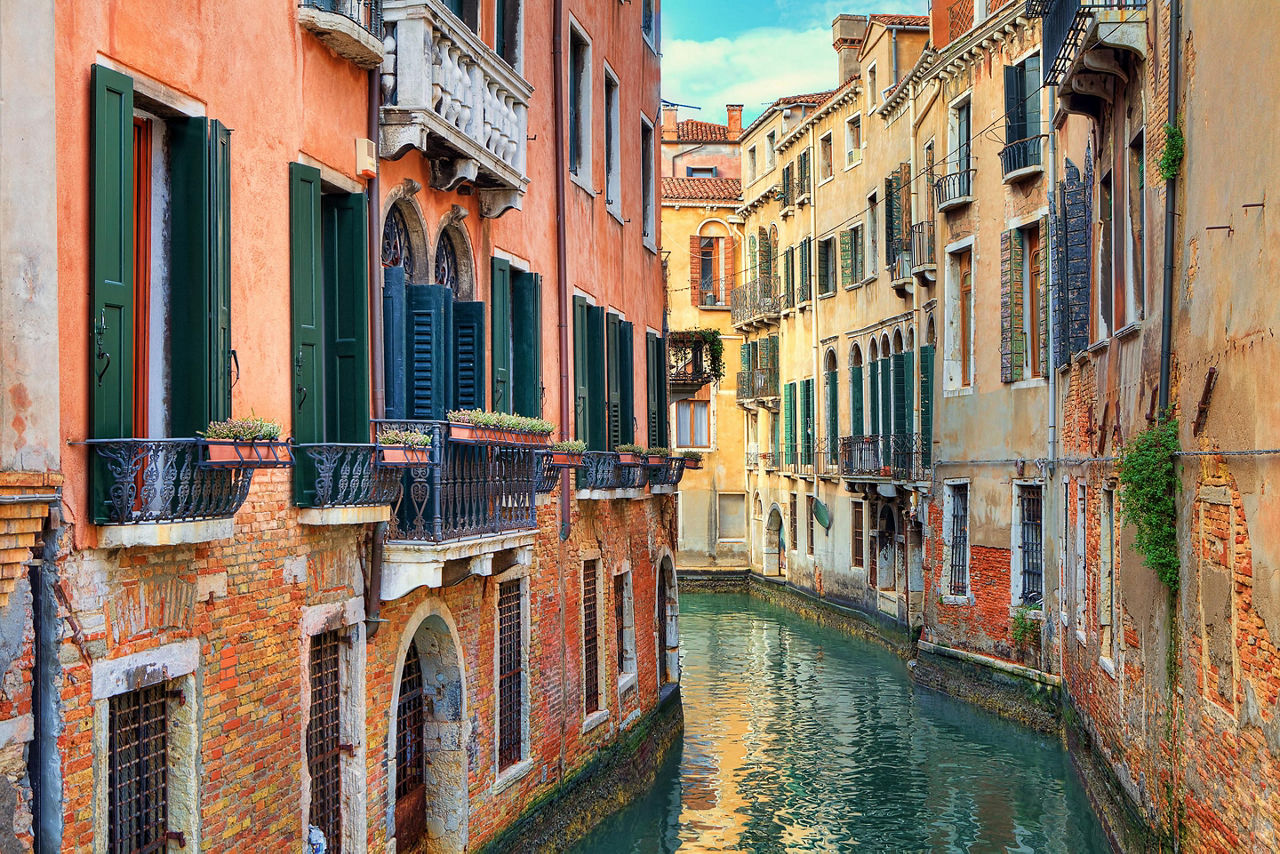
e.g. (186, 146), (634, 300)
(571, 592), (1109, 853)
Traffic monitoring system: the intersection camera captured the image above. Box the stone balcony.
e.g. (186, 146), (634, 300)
(380, 0), (532, 218)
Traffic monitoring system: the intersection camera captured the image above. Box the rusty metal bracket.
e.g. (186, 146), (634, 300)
(52, 579), (93, 669)
(1193, 367), (1218, 436)
(166, 830), (187, 847)
(167, 688), (186, 707)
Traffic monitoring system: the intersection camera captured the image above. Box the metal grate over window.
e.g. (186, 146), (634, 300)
(1020, 486), (1045, 603)
(109, 684), (170, 854)
(498, 580), (523, 770)
(614, 575), (626, 673)
(949, 484), (970, 596)
(308, 630), (344, 852)
(657, 567), (669, 684)
(583, 562), (600, 714)
(395, 644), (424, 799)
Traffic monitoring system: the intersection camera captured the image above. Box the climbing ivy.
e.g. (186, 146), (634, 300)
(1011, 604), (1042, 648)
(683, 329), (725, 382)
(1116, 416), (1181, 591)
(1159, 122), (1185, 183)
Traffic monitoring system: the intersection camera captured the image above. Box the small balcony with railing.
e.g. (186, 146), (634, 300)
(380, 0), (532, 218)
(818, 436), (842, 479)
(910, 220), (936, 282)
(1029, 1), (1147, 115)
(295, 443), (403, 525)
(1000, 135), (1046, 183)
(668, 330), (723, 396)
(730, 277), (782, 330)
(934, 168), (975, 213)
(375, 419), (540, 599)
(839, 434), (929, 483)
(298, 0), (385, 68)
(888, 238), (914, 294)
(695, 276), (734, 309)
(575, 451), (649, 498)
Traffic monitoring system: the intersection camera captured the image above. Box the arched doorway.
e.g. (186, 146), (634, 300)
(764, 506), (784, 577)
(657, 557), (680, 685)
(393, 615), (467, 854)
(876, 504), (900, 594)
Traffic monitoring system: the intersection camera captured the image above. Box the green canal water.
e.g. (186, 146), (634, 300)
(571, 592), (1109, 853)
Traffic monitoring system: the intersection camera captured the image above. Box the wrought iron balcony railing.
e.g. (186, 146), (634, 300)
(910, 220), (936, 274)
(818, 436), (842, 477)
(380, 0), (532, 217)
(762, 451), (778, 471)
(376, 420), (538, 542)
(934, 169), (975, 211)
(735, 368), (780, 403)
(87, 439), (255, 526)
(647, 457), (686, 488)
(577, 451), (648, 492)
(536, 452), (560, 494)
(298, 0), (385, 68)
(890, 241), (914, 283)
(839, 433), (928, 482)
(1000, 135), (1045, 178)
(730, 277), (782, 327)
(669, 331), (720, 392)
(1029, 0), (1147, 85)
(296, 444), (402, 508)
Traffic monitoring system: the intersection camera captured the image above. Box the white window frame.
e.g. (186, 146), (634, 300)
(818, 131), (834, 184)
(614, 566), (637, 696)
(747, 145), (758, 183)
(1010, 481), (1045, 607)
(603, 65), (622, 221)
(866, 62), (878, 110)
(675, 398), (711, 449)
(640, 113), (657, 251)
(567, 18), (593, 194)
(640, 0), (658, 54)
(845, 114), (863, 168)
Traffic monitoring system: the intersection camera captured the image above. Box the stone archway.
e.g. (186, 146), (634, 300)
(764, 506), (784, 577)
(392, 614), (468, 854)
(657, 556), (680, 685)
(876, 503), (899, 593)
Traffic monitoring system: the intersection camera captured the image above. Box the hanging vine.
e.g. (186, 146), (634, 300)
(1159, 122), (1185, 183)
(1116, 416), (1181, 591)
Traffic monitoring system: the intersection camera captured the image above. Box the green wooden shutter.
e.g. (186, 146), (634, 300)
(407, 284), (453, 420)
(91, 65), (135, 522)
(383, 266), (408, 419)
(903, 350), (914, 438)
(879, 357), (891, 460)
(850, 363), (864, 439)
(168, 117), (211, 437)
(656, 335), (669, 447)
(869, 361), (880, 446)
(574, 297), (590, 441)
(289, 163), (325, 449)
(802, 378), (815, 465)
(839, 229), (853, 287)
(740, 342), (751, 371)
(783, 383), (795, 465)
(892, 352), (906, 439)
(1005, 65), (1023, 141)
(208, 121), (233, 425)
(817, 239), (830, 295)
(453, 300), (486, 410)
(798, 238), (810, 301)
(606, 314), (621, 448)
(1025, 56), (1041, 143)
(825, 368), (838, 456)
(323, 192), (369, 443)
(511, 271), (542, 417)
(491, 258), (512, 413)
(920, 345), (935, 467)
(646, 332), (660, 448)
(619, 321), (635, 445)
(586, 305), (607, 450)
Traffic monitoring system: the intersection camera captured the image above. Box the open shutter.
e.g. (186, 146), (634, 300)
(879, 357), (892, 461)
(903, 349), (914, 438)
(511, 271), (542, 417)
(91, 65), (135, 522)
(689, 235), (703, 307)
(817, 239), (830, 294)
(839, 229), (853, 287)
(453, 300), (486, 410)
(798, 239), (810, 301)
(383, 266), (408, 419)
(898, 162), (913, 252)
(586, 305), (607, 450)
(324, 193), (370, 443)
(491, 258), (512, 412)
(1038, 216), (1050, 376)
(739, 342), (751, 372)
(407, 285), (452, 420)
(619, 321), (635, 445)
(825, 368), (838, 458)
(209, 122), (232, 424)
(290, 163), (325, 450)
(606, 314), (621, 448)
(169, 117), (212, 437)
(783, 383), (795, 465)
(892, 352), (906, 439)
(850, 363), (864, 439)
(656, 335), (669, 447)
(920, 345), (935, 467)
(1005, 65), (1023, 142)
(885, 173), (901, 266)
(869, 361), (880, 438)
(803, 378), (815, 465)
(574, 297), (590, 441)
(646, 333), (660, 448)
(1025, 56), (1041, 142)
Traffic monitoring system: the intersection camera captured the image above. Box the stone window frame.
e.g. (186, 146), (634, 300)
(941, 479), (973, 605)
(1009, 479), (1047, 608)
(943, 236), (977, 396)
(492, 558), (533, 790)
(613, 562), (638, 698)
(580, 550), (609, 733)
(640, 112), (657, 252)
(1098, 484), (1118, 676)
(298, 597), (366, 852)
(566, 16), (593, 194)
(603, 63), (622, 223)
(817, 131), (835, 185)
(845, 113), (863, 169)
(91, 639), (200, 851)
(717, 492), (748, 543)
(1074, 480), (1088, 644)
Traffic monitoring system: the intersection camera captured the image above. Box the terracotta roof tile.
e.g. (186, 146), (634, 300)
(676, 119), (730, 142)
(775, 90), (837, 107)
(661, 177), (742, 203)
(868, 13), (931, 27)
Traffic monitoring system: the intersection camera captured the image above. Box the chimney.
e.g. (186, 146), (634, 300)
(726, 104), (743, 138)
(662, 105), (679, 141)
(832, 14), (869, 83)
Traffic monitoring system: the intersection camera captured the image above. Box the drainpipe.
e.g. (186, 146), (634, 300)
(1157, 0), (1181, 418)
(368, 67), (386, 420)
(551, 0), (571, 790)
(1044, 90), (1059, 675)
(808, 122), (819, 587)
(31, 504), (63, 852)
(891, 30), (899, 88)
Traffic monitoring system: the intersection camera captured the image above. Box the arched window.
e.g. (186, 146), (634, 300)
(823, 348), (839, 469)
(395, 642), (426, 848)
(435, 230), (459, 290)
(849, 343), (865, 438)
(383, 204), (417, 283)
(694, 221), (731, 306)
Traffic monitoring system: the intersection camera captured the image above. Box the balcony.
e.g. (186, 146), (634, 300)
(818, 436), (842, 479)
(647, 458), (687, 495)
(735, 366), (780, 407)
(839, 434), (928, 483)
(934, 170), (975, 213)
(86, 439), (261, 547)
(730, 277), (782, 330)
(380, 0), (532, 218)
(576, 452), (648, 498)
(694, 277), (734, 308)
(295, 444), (402, 525)
(376, 420), (539, 598)
(910, 220), (936, 281)
(888, 240), (914, 294)
(1030, 0), (1147, 116)
(668, 330), (722, 396)
(1000, 135), (1045, 183)
(298, 0), (385, 68)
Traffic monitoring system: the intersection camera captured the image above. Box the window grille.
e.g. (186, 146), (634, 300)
(109, 684), (169, 854)
(308, 630), (344, 852)
(498, 580), (523, 770)
(806, 496), (815, 556)
(395, 642), (426, 848)
(614, 575), (626, 672)
(853, 501), (865, 568)
(789, 494), (798, 551)
(657, 568), (669, 684)
(583, 562), (600, 713)
(1020, 486), (1045, 603)
(949, 484), (970, 595)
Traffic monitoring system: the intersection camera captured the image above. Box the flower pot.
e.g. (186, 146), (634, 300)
(647, 455), (667, 466)
(200, 439), (292, 469)
(617, 452), (642, 465)
(449, 423), (488, 443)
(378, 446), (432, 467)
(550, 451), (584, 467)
(683, 459), (702, 470)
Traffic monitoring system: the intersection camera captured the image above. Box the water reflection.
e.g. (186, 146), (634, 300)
(571, 593), (1109, 853)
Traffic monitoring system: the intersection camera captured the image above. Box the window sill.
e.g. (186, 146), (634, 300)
(617, 670), (637, 697)
(844, 159), (862, 172)
(1010, 376), (1048, 390)
(642, 32), (658, 57)
(818, 290), (836, 300)
(642, 238), (658, 255)
(1116, 321), (1143, 340)
(943, 385), (974, 398)
(98, 518), (233, 549)
(1099, 656), (1117, 680)
(492, 758), (534, 795)
(859, 274), (878, 286)
(1086, 337), (1111, 354)
(569, 169), (595, 197)
(941, 593), (973, 606)
(818, 176), (835, 189)
(607, 204), (624, 226)
(697, 304), (731, 311)
(582, 709), (610, 734)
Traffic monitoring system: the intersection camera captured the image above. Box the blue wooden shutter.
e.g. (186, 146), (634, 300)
(619, 321), (635, 445)
(453, 300), (486, 411)
(407, 284), (453, 420)
(869, 361), (880, 438)
(511, 272), (542, 417)
(289, 163), (325, 447)
(646, 333), (661, 448)
(324, 192), (370, 443)
(383, 265), (408, 419)
(491, 257), (512, 413)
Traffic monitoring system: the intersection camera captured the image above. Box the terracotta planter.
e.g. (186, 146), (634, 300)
(647, 455), (667, 466)
(549, 451), (584, 467)
(449, 423), (484, 443)
(378, 446), (432, 467)
(682, 459), (703, 470)
(617, 452), (643, 465)
(201, 439), (292, 468)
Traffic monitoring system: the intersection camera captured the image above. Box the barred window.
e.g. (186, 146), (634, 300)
(806, 496), (816, 556)
(308, 630), (344, 852)
(1019, 486), (1044, 603)
(498, 580), (524, 770)
(583, 562), (600, 714)
(852, 500), (865, 569)
(949, 483), (970, 596)
(395, 643), (426, 849)
(788, 493), (798, 551)
(109, 684), (169, 854)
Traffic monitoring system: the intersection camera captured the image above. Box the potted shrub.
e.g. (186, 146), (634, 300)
(548, 439), (587, 467)
(645, 447), (670, 466)
(376, 428), (434, 466)
(448, 410), (556, 445)
(615, 443), (646, 465)
(199, 417), (291, 468)
(680, 450), (704, 470)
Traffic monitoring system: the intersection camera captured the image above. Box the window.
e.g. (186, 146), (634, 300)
(718, 494), (747, 540)
(496, 0), (522, 68)
(614, 571), (636, 685)
(686, 166), (717, 178)
(947, 483), (970, 596)
(799, 377), (815, 465)
(1100, 488), (1116, 662)
(953, 100), (973, 184)
(806, 496), (815, 556)
(606, 313), (636, 449)
(747, 146), (757, 182)
(868, 64), (877, 107)
(640, 117), (656, 245)
(109, 684), (170, 853)
(783, 382), (796, 464)
(646, 331), (670, 448)
(788, 493), (798, 552)
(1004, 54), (1041, 146)
(817, 237), (836, 295)
(583, 561), (601, 714)
(604, 70), (620, 212)
(1075, 483), (1087, 634)
(568, 26), (590, 179)
(676, 400), (709, 448)
(641, 0), (656, 47)
(1126, 131), (1146, 322)
(443, 0), (479, 30)
(1021, 224), (1043, 378)
(497, 579), (524, 770)
(797, 150), (811, 197)
(395, 642), (426, 849)
(852, 500), (865, 569)
(957, 249), (974, 387)
(819, 133), (834, 181)
(766, 131), (777, 168)
(845, 115), (862, 165)
(1017, 485), (1044, 604)
(307, 630), (344, 850)
(1099, 171), (1114, 339)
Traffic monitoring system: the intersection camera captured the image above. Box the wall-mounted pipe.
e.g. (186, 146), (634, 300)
(368, 67), (386, 420)
(1157, 0), (1181, 417)
(31, 506), (62, 852)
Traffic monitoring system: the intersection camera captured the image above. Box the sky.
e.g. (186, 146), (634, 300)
(661, 0), (929, 127)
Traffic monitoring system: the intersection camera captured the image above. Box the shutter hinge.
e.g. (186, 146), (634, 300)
(166, 831), (187, 848)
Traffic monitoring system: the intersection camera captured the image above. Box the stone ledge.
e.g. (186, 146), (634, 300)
(297, 6), (385, 69)
(298, 505), (390, 526)
(381, 529), (537, 600)
(98, 519), (233, 549)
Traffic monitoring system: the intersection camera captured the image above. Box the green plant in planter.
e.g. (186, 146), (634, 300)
(377, 428), (433, 448)
(686, 329), (725, 382)
(680, 450), (704, 462)
(550, 440), (587, 453)
(1011, 603), (1042, 648)
(1117, 415), (1181, 591)
(645, 447), (670, 458)
(201, 416), (282, 441)
(616, 443), (646, 455)
(447, 409), (555, 434)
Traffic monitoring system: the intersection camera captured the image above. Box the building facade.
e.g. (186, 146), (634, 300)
(20, 0), (680, 851)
